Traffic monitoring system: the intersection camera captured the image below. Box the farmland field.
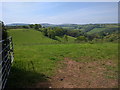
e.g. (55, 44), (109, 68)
(6, 29), (118, 88)
(87, 28), (106, 35)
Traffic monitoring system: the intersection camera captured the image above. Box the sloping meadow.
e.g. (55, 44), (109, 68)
(6, 29), (118, 88)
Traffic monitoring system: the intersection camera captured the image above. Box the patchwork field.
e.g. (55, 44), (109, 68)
(6, 29), (118, 88)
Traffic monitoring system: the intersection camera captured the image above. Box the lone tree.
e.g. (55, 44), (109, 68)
(38, 24), (42, 28)
(22, 25), (29, 29)
(42, 28), (48, 36)
(29, 24), (34, 28)
(34, 24), (39, 30)
(34, 24), (42, 30)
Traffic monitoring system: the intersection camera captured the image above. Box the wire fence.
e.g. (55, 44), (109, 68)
(0, 36), (14, 90)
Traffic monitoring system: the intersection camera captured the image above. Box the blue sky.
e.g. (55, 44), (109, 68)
(0, 2), (118, 24)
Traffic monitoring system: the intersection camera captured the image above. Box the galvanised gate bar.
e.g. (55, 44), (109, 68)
(0, 36), (14, 90)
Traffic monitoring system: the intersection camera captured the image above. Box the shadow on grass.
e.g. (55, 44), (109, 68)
(5, 66), (51, 88)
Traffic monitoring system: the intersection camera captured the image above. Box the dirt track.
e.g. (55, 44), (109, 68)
(35, 58), (118, 88)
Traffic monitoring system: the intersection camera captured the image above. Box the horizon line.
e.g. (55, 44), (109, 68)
(5, 22), (118, 25)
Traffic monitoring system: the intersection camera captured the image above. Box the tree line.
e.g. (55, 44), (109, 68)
(5, 23), (119, 43)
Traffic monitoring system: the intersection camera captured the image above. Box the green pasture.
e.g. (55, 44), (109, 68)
(55, 36), (76, 43)
(6, 29), (118, 87)
(8, 29), (58, 45)
(87, 28), (106, 35)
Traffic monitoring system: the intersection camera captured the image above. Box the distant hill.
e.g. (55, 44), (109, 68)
(6, 23), (29, 26)
(6, 23), (80, 27)
(40, 23), (56, 27)
(6, 23), (118, 35)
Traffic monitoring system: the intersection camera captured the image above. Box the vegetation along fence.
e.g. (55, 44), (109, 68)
(0, 36), (14, 90)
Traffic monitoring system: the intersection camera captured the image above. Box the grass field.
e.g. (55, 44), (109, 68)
(87, 28), (106, 35)
(6, 29), (118, 88)
(55, 36), (76, 43)
(8, 29), (58, 45)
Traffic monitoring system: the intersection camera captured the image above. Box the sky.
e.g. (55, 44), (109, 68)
(0, 0), (120, 2)
(0, 2), (118, 24)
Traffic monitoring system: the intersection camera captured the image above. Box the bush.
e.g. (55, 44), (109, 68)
(75, 36), (87, 43)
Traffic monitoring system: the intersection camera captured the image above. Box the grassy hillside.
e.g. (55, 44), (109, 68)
(55, 36), (76, 43)
(6, 28), (118, 88)
(8, 29), (58, 45)
(87, 28), (106, 35)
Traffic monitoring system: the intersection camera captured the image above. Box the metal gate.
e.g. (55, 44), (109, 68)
(0, 36), (14, 90)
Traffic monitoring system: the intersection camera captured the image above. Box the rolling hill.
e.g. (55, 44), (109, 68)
(87, 28), (106, 35)
(8, 29), (58, 45)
